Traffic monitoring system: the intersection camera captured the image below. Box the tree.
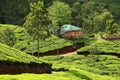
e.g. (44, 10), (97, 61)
(71, 2), (82, 26)
(0, 28), (16, 47)
(0, 0), (30, 25)
(94, 11), (118, 34)
(47, 1), (72, 27)
(24, 1), (51, 56)
(81, 2), (118, 34)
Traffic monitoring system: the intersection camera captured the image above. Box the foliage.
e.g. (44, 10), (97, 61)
(47, 1), (72, 27)
(21, 35), (73, 53)
(0, 24), (73, 54)
(77, 39), (120, 55)
(0, 42), (43, 64)
(0, 24), (31, 47)
(0, 54), (119, 79)
(24, 1), (51, 55)
(40, 55), (120, 79)
(0, 0), (30, 25)
(90, 0), (120, 23)
(0, 27), (16, 47)
(71, 2), (82, 26)
(81, 2), (118, 34)
(0, 68), (117, 80)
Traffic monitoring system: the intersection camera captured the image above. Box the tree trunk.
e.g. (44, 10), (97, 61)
(57, 49), (59, 55)
(32, 38), (34, 56)
(37, 38), (40, 57)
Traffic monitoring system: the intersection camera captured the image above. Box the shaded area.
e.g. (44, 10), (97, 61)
(0, 61), (51, 74)
(77, 51), (120, 58)
(30, 42), (85, 57)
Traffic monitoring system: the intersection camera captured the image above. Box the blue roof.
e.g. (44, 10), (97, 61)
(60, 24), (82, 34)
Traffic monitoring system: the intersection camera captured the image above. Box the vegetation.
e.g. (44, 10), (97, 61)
(0, 24), (72, 54)
(0, 55), (119, 80)
(48, 1), (72, 27)
(0, 27), (16, 47)
(0, 24), (31, 47)
(0, 68), (117, 80)
(77, 39), (120, 55)
(18, 35), (73, 53)
(0, 42), (43, 64)
(90, 0), (120, 23)
(0, 0), (120, 80)
(40, 55), (120, 79)
(0, 0), (30, 25)
(24, 1), (51, 56)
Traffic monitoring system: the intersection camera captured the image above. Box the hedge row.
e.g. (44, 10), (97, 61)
(0, 42), (43, 64)
(40, 55), (120, 78)
(77, 39), (120, 55)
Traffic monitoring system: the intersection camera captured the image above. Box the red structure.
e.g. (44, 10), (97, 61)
(60, 24), (84, 38)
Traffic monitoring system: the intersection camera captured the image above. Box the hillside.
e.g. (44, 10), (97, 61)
(0, 42), (40, 63)
(0, 42), (51, 74)
(0, 0), (120, 79)
(0, 24), (73, 54)
(0, 55), (119, 80)
(77, 39), (120, 56)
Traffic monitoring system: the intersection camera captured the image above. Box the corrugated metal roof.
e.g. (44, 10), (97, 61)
(60, 24), (82, 34)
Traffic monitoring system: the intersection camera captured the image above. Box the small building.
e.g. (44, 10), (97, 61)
(60, 24), (84, 38)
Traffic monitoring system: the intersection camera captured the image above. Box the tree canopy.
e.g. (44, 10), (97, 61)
(24, 1), (51, 55)
(0, 0), (30, 25)
(47, 1), (72, 27)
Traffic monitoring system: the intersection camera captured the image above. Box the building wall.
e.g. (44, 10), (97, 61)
(61, 30), (84, 38)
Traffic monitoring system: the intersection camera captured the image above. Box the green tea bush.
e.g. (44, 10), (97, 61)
(77, 39), (120, 55)
(0, 24), (73, 54)
(40, 55), (120, 78)
(0, 43), (43, 64)
(41, 56), (64, 61)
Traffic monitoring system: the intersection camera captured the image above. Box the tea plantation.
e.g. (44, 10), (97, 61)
(0, 55), (119, 80)
(77, 39), (120, 55)
(0, 42), (42, 64)
(0, 24), (73, 54)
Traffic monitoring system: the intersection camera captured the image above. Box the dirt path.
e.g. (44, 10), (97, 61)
(59, 51), (77, 56)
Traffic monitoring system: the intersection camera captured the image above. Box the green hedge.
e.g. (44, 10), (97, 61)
(0, 42), (43, 64)
(77, 39), (120, 55)
(40, 55), (120, 78)
(0, 24), (73, 53)
(21, 35), (73, 53)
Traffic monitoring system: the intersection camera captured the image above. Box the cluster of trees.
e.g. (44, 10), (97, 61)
(0, 0), (30, 25)
(21, 0), (119, 54)
(0, 0), (119, 33)
(0, 0), (119, 54)
(25, 0), (119, 34)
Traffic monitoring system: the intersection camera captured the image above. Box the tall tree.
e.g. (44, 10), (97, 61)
(47, 1), (72, 27)
(71, 2), (82, 26)
(0, 0), (30, 25)
(24, 1), (51, 56)
(81, 2), (118, 34)
(0, 28), (16, 47)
